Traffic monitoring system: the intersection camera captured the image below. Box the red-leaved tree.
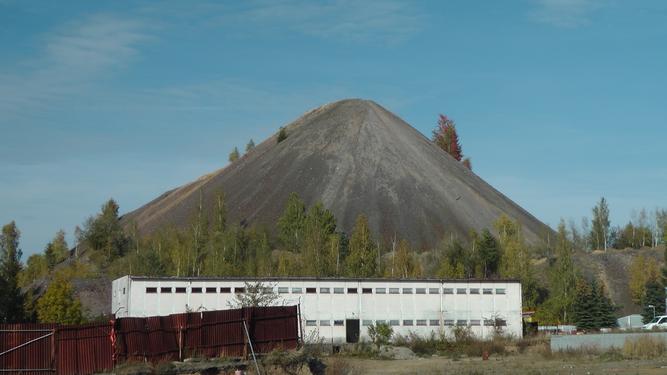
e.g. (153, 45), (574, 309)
(432, 114), (463, 161)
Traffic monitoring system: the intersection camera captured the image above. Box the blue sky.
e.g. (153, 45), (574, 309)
(1, 0), (666, 255)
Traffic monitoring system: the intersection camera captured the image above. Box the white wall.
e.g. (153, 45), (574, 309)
(112, 277), (522, 343)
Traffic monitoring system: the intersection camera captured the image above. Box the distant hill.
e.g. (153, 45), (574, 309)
(121, 99), (551, 248)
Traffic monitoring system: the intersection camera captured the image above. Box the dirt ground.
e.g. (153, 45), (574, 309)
(325, 354), (667, 375)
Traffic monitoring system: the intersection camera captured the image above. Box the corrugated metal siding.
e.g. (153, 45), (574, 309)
(0, 323), (57, 375)
(0, 306), (298, 375)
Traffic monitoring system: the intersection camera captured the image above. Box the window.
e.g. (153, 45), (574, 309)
(146, 287), (157, 294)
(278, 287), (289, 294)
(191, 287), (202, 293)
(320, 287), (330, 294)
(320, 320), (331, 326)
(347, 288), (357, 294)
(160, 287), (171, 293)
(456, 320), (467, 326)
(443, 288), (454, 294)
(484, 319), (495, 326)
(306, 287), (317, 294)
(262, 287), (273, 294)
(334, 287), (344, 294)
(429, 319), (440, 326)
(234, 287), (245, 294)
(389, 320), (400, 326)
(362, 288), (372, 294)
(306, 320), (317, 326)
(376, 288), (386, 294)
(483, 288), (493, 295)
(334, 320), (344, 326)
(175, 287), (186, 294)
(362, 320), (373, 326)
(389, 288), (399, 294)
(123, 288), (126, 295)
(415, 288), (426, 294)
(416, 320), (427, 326)
(402, 288), (413, 294)
(403, 320), (413, 326)
(206, 287), (217, 293)
(495, 319), (507, 327)
(444, 320), (454, 326)
(470, 320), (481, 326)
(456, 288), (467, 294)
(376, 320), (386, 325)
(292, 287), (302, 294)
(428, 288), (439, 294)
(496, 288), (506, 295)
(469, 288), (479, 294)
(221, 287), (231, 293)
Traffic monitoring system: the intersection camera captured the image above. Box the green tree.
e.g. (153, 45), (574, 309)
(229, 147), (240, 162)
(477, 229), (499, 278)
(390, 239), (421, 278)
(277, 127), (288, 143)
(591, 197), (610, 251)
(19, 254), (48, 287)
(437, 240), (466, 278)
(344, 215), (377, 277)
(641, 280), (666, 324)
(36, 274), (84, 324)
(83, 199), (128, 262)
(0, 221), (24, 323)
(277, 193), (307, 251)
(45, 230), (69, 269)
(246, 139), (256, 152)
(547, 220), (577, 323)
(301, 203), (338, 276)
(131, 248), (167, 276)
(596, 282), (618, 328)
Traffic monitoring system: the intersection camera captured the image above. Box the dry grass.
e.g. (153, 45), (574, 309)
(622, 335), (666, 359)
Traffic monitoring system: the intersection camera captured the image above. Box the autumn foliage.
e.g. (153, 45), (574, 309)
(433, 114), (463, 161)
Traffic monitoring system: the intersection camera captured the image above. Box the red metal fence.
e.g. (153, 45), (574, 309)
(0, 306), (299, 375)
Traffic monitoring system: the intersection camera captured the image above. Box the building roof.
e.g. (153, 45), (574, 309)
(120, 275), (520, 284)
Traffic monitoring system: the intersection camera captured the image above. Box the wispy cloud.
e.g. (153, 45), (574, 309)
(0, 14), (150, 120)
(530, 0), (605, 27)
(233, 0), (424, 43)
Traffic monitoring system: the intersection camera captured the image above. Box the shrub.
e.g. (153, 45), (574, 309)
(367, 322), (393, 349)
(277, 127), (288, 143)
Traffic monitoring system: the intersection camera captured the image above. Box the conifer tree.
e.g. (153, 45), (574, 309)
(641, 280), (666, 323)
(432, 114), (463, 161)
(345, 215), (377, 277)
(277, 127), (288, 143)
(277, 193), (307, 251)
(83, 199), (127, 262)
(246, 139), (255, 152)
(477, 229), (499, 278)
(0, 221), (24, 322)
(437, 240), (466, 278)
(572, 278), (596, 330)
(229, 147), (240, 162)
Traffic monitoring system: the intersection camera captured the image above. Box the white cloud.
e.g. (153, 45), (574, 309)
(0, 14), (149, 120)
(530, 0), (604, 27)
(235, 0), (424, 43)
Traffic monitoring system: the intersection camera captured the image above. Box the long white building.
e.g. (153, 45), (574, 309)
(112, 276), (522, 342)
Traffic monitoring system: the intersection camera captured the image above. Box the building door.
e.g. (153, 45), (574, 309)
(346, 319), (360, 343)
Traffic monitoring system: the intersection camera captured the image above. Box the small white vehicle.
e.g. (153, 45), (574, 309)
(642, 315), (667, 330)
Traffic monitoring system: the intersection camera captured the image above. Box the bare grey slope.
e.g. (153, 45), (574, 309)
(121, 99), (550, 247)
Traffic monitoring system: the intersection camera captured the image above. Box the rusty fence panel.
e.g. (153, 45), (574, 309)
(0, 306), (299, 375)
(0, 323), (58, 375)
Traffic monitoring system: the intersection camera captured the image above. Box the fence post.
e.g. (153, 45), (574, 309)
(50, 328), (56, 373)
(178, 326), (183, 361)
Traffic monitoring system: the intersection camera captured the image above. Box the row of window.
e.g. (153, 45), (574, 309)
(145, 286), (507, 295)
(304, 319), (507, 327)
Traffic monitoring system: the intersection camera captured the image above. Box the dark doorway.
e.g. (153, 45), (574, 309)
(346, 319), (360, 343)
